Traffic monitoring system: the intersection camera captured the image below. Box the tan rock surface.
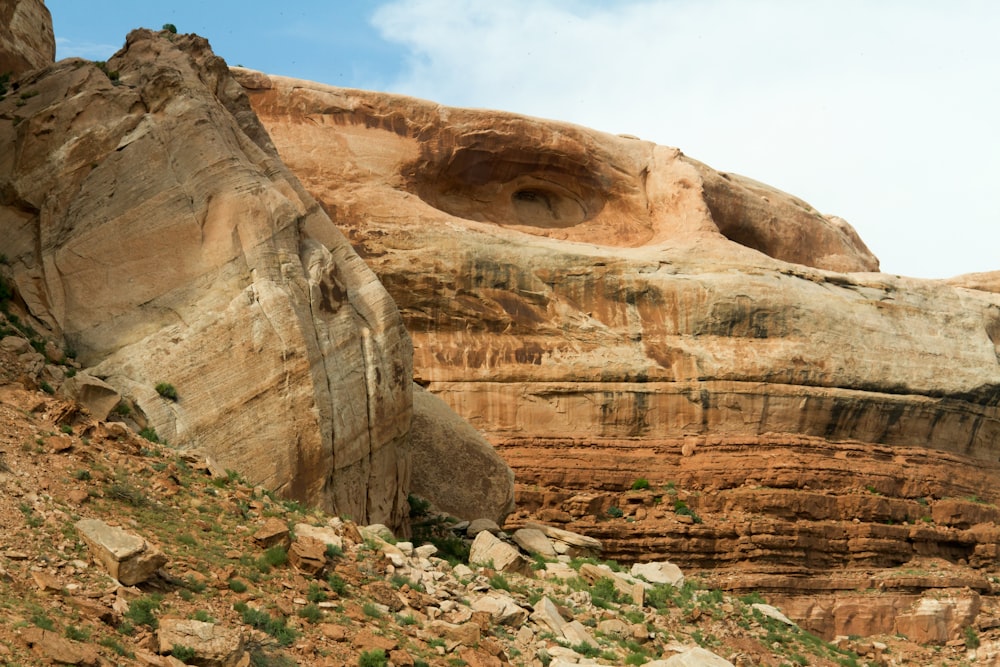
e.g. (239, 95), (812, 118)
(241, 72), (1000, 461)
(0, 0), (54, 76)
(240, 74), (1000, 606)
(409, 384), (514, 524)
(0, 30), (413, 528)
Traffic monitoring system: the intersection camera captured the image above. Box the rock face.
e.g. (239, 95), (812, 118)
(240, 71), (1000, 625)
(0, 30), (417, 528)
(241, 72), (1000, 461)
(0, 0), (54, 76)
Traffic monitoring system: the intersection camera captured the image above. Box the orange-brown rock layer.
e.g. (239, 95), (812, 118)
(0, 0), (53, 76)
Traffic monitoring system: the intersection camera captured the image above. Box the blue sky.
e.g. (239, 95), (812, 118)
(47, 1), (1000, 279)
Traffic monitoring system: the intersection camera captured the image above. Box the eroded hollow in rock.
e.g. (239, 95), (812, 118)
(409, 143), (606, 230)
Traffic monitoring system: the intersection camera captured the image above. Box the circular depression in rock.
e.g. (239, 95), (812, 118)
(409, 145), (606, 230)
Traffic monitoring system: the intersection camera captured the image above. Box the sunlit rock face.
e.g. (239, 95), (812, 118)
(241, 73), (1000, 614)
(240, 71), (1000, 464)
(0, 0), (54, 75)
(0, 31), (414, 529)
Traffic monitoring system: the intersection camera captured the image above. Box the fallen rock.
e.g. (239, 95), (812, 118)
(512, 528), (557, 559)
(21, 627), (100, 666)
(58, 373), (121, 421)
(471, 593), (529, 627)
(530, 596), (568, 637)
(631, 561), (685, 587)
(469, 530), (531, 575)
(752, 603), (796, 627)
(646, 647), (736, 666)
(288, 535), (327, 576)
(75, 518), (167, 585)
(251, 518), (290, 549)
(156, 618), (245, 667)
(466, 518), (501, 537)
(525, 523), (602, 557)
(292, 523), (343, 551)
(409, 385), (515, 524)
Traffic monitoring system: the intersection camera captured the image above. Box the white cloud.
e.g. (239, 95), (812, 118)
(55, 36), (120, 61)
(372, 0), (1000, 278)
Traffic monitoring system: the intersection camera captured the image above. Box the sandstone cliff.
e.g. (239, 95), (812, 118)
(240, 73), (1000, 461)
(0, 0), (53, 76)
(0, 29), (419, 529)
(240, 72), (1000, 623)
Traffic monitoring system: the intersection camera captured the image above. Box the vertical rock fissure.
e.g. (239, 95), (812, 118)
(360, 326), (378, 521)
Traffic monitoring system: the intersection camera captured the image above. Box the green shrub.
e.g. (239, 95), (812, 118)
(965, 625), (981, 649)
(64, 625), (89, 641)
(162, 23), (178, 33)
(606, 506), (624, 518)
(171, 644), (196, 662)
(125, 596), (161, 630)
(297, 603), (322, 623)
(31, 610), (55, 630)
(358, 649), (388, 667)
(306, 583), (327, 602)
(191, 609), (214, 623)
(362, 602), (382, 619)
(228, 578), (248, 593)
(40, 381), (54, 395)
(155, 382), (178, 400)
(263, 545), (288, 568)
(327, 573), (348, 596)
(139, 427), (160, 443)
(233, 602), (297, 646)
(631, 478), (650, 490)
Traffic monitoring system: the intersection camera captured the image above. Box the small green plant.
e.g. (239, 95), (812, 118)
(325, 542), (344, 559)
(31, 609), (56, 630)
(191, 609), (214, 623)
(965, 625), (981, 649)
(125, 596), (161, 630)
(171, 644), (197, 662)
(673, 499), (703, 523)
(111, 401), (132, 418)
(298, 603), (323, 624)
(100, 636), (131, 656)
(233, 602), (297, 646)
(488, 573), (511, 591)
(162, 23), (178, 33)
(106, 480), (147, 507)
(139, 427), (160, 443)
(40, 381), (54, 395)
(631, 477), (650, 490)
(228, 578), (248, 593)
(259, 545), (288, 571)
(65, 625), (90, 641)
(358, 649), (388, 667)
(60, 423), (73, 434)
(362, 602), (382, 619)
(327, 573), (348, 596)
(408, 493), (432, 517)
(155, 382), (178, 400)
(607, 506), (624, 518)
(306, 582), (327, 602)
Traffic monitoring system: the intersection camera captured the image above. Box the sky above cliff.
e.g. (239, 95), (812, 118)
(48, 0), (999, 280)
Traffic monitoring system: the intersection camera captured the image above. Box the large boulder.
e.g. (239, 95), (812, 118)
(409, 384), (514, 524)
(0, 0), (54, 76)
(0, 31), (412, 528)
